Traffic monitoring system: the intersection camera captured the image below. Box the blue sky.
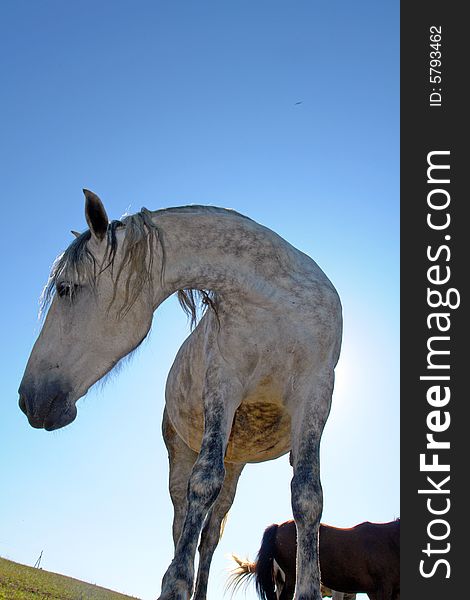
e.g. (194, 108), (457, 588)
(0, 2), (398, 599)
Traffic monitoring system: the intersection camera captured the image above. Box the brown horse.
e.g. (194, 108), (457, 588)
(229, 519), (400, 600)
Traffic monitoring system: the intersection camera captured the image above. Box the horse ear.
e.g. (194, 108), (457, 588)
(83, 189), (109, 241)
(71, 230), (81, 238)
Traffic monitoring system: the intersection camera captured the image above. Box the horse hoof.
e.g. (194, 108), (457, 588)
(157, 577), (191, 600)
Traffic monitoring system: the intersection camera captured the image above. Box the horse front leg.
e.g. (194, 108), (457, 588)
(289, 369), (334, 600)
(192, 461), (245, 600)
(158, 371), (242, 600)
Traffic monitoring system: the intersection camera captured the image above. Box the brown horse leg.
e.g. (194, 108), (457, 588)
(274, 530), (296, 600)
(193, 461), (245, 600)
(279, 574), (296, 600)
(289, 370), (334, 600)
(371, 585), (394, 600)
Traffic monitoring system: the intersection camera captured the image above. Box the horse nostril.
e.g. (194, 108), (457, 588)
(19, 395), (28, 415)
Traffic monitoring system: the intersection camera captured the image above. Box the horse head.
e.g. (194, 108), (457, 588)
(18, 190), (157, 430)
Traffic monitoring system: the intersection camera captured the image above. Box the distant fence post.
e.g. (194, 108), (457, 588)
(34, 550), (43, 569)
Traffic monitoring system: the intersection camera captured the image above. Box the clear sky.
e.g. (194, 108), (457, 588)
(0, 2), (398, 599)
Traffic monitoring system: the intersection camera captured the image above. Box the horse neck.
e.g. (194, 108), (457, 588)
(149, 207), (297, 306)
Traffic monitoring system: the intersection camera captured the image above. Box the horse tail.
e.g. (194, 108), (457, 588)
(227, 523), (279, 600)
(226, 554), (257, 597)
(254, 523), (279, 600)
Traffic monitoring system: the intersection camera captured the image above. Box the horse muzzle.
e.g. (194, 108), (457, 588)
(18, 380), (77, 431)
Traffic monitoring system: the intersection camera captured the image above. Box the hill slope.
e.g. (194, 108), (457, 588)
(0, 557), (140, 599)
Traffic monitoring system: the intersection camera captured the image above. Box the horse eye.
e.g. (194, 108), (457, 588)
(57, 282), (80, 299)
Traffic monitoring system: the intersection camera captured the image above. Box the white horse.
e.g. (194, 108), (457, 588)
(19, 190), (342, 600)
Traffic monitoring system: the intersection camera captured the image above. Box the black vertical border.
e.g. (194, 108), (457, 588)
(401, 2), (466, 599)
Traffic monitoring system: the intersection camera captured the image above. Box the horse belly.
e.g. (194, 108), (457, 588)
(166, 382), (291, 464)
(225, 382), (291, 463)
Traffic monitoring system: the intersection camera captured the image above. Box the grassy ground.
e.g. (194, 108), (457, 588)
(0, 557), (140, 600)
